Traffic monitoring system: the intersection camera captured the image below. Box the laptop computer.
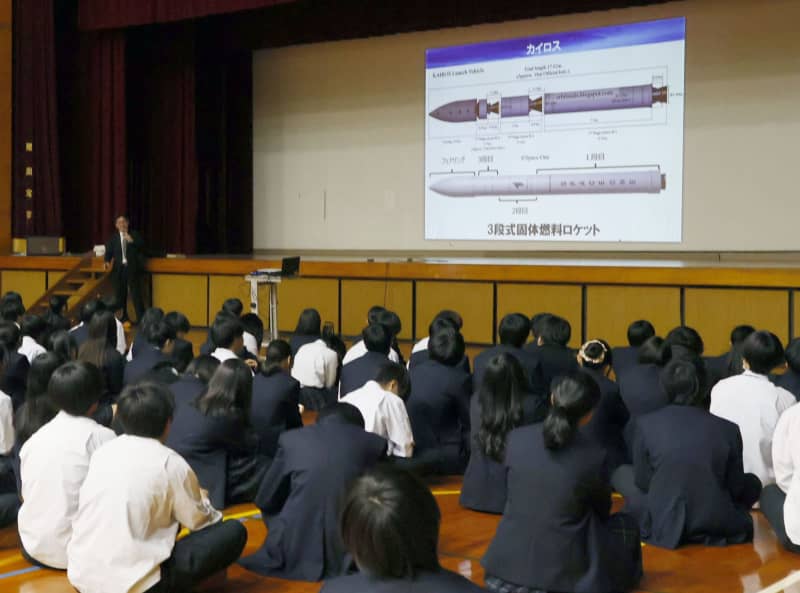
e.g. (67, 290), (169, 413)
(255, 256), (301, 277)
(26, 236), (62, 256)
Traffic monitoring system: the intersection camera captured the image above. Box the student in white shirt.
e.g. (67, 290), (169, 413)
(219, 298), (259, 358)
(761, 401), (800, 553)
(341, 361), (414, 458)
(408, 310), (464, 370)
(291, 336), (339, 411)
(343, 306), (403, 365)
(710, 330), (796, 486)
(18, 314), (47, 364)
(68, 382), (247, 593)
(18, 361), (116, 569)
(210, 317), (245, 364)
(0, 343), (16, 528)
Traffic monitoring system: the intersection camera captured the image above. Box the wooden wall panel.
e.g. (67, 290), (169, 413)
(496, 283), (582, 348)
(340, 280), (412, 339)
(2, 270), (45, 309)
(207, 275), (273, 330)
(152, 274), (209, 327)
(586, 286), (681, 347)
(415, 281), (493, 345)
(685, 288), (789, 355)
(276, 278), (339, 333)
(47, 271), (65, 289)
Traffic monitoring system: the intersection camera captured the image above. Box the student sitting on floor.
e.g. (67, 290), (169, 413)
(343, 306), (403, 365)
(0, 321), (30, 409)
(164, 310), (195, 371)
(67, 382), (247, 593)
(0, 344), (15, 527)
(523, 314), (578, 393)
(290, 308), (325, 357)
(69, 299), (102, 348)
(18, 314), (47, 365)
(251, 340), (303, 459)
(48, 329), (78, 362)
(409, 310), (471, 373)
(291, 314), (339, 411)
(613, 359), (761, 549)
(578, 339), (630, 471)
(128, 308), (165, 361)
(239, 402), (386, 581)
(166, 358), (266, 509)
(341, 361), (414, 459)
(407, 325), (472, 475)
(78, 310), (125, 425)
(760, 387), (800, 553)
(124, 320), (176, 385)
(711, 330), (796, 486)
(618, 336), (672, 420)
(482, 372), (643, 593)
(473, 313), (543, 394)
(208, 316), (246, 364)
(774, 338), (800, 402)
(339, 323), (394, 398)
(705, 325), (755, 388)
(321, 466), (486, 592)
(460, 353), (545, 514)
(169, 355), (220, 408)
(17, 361), (116, 569)
(612, 320), (656, 378)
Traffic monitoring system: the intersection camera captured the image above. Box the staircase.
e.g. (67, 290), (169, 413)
(26, 253), (113, 325)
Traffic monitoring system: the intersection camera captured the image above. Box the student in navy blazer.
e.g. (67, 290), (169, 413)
(0, 322), (29, 409)
(322, 466), (485, 592)
(123, 321), (174, 386)
(168, 355), (219, 407)
(473, 313), (544, 394)
(612, 320), (655, 378)
(618, 336), (672, 418)
(339, 324), (393, 398)
(408, 312), (471, 374)
(239, 403), (386, 581)
(252, 340), (303, 458)
(523, 314), (578, 393)
(773, 338), (800, 401)
(704, 325), (754, 389)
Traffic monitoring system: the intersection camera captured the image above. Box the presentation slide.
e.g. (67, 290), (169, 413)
(424, 17), (686, 242)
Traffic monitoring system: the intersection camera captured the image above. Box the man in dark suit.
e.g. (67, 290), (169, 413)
(123, 321), (175, 386)
(339, 323), (392, 398)
(474, 312), (544, 393)
(104, 215), (146, 324)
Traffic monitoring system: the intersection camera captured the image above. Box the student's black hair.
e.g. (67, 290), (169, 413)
(195, 358), (253, 423)
(170, 339), (194, 374)
(530, 312), (553, 340)
(577, 339), (613, 370)
(49, 295), (67, 316)
(317, 401), (365, 428)
(665, 326), (704, 357)
(375, 361), (411, 400)
(785, 338), (800, 374)
(78, 310), (117, 369)
(263, 339), (292, 377)
(210, 316), (244, 349)
(164, 311), (191, 335)
(428, 326), (465, 367)
(1, 291), (23, 306)
(20, 314), (47, 342)
(294, 308), (322, 336)
(538, 314), (571, 347)
(660, 358), (707, 407)
(477, 353), (526, 462)
(1, 299), (24, 322)
(627, 320), (656, 347)
(25, 351), (63, 401)
(742, 330), (785, 375)
(0, 320), (21, 350)
(47, 329), (78, 361)
(185, 355), (220, 384)
(340, 466), (441, 579)
(730, 325), (756, 346)
(138, 308), (165, 339)
(362, 323), (391, 355)
(241, 313), (264, 347)
(101, 295), (122, 313)
(221, 298), (244, 317)
(498, 313), (531, 348)
(433, 309), (463, 330)
(637, 336), (672, 366)
(145, 320), (176, 348)
(16, 351), (60, 447)
(116, 382), (175, 439)
(79, 299), (105, 324)
(543, 372), (600, 450)
(377, 309), (402, 338)
(427, 317), (458, 338)
(48, 361), (104, 416)
(367, 305), (387, 325)
(325, 331), (347, 362)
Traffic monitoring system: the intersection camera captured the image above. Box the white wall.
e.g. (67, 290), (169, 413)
(253, 0), (800, 252)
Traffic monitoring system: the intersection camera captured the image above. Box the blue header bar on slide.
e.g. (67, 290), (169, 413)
(425, 17), (686, 69)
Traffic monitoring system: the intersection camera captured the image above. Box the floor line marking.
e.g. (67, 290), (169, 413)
(0, 565), (41, 580)
(756, 571), (800, 593)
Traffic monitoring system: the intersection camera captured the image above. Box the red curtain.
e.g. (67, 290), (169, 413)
(12, 0), (62, 238)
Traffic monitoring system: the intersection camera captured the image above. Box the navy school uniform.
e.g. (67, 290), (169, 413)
(473, 344), (545, 394)
(407, 359), (472, 475)
(773, 370), (800, 402)
(582, 367), (631, 470)
(459, 392), (546, 514)
(1, 352), (29, 410)
(238, 415), (386, 581)
(251, 371), (303, 458)
(168, 375), (206, 407)
(611, 345), (640, 378)
(339, 351), (389, 399)
(482, 423), (642, 593)
(408, 348), (471, 374)
(70, 324), (90, 349)
(321, 569), (486, 592)
(617, 363), (668, 418)
(523, 343), (578, 393)
(123, 345), (167, 385)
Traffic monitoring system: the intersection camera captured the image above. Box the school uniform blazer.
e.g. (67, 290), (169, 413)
(473, 344), (545, 395)
(123, 345), (167, 385)
(239, 416), (386, 581)
(524, 343), (578, 392)
(70, 324), (90, 349)
(611, 346), (640, 378)
(617, 363), (669, 418)
(408, 349), (472, 374)
(631, 405), (754, 548)
(321, 569), (487, 592)
(105, 230), (145, 274)
(168, 375), (206, 407)
(165, 403), (256, 509)
(290, 334), (320, 358)
(704, 352), (732, 388)
(98, 347), (125, 400)
(251, 371), (303, 458)
(1, 351), (29, 409)
(407, 359), (473, 474)
(582, 368), (630, 470)
(171, 337), (194, 366)
(339, 351), (389, 398)
(460, 393), (546, 514)
(482, 424), (640, 593)
(774, 370), (800, 402)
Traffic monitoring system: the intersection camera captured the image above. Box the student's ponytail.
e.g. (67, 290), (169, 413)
(542, 372), (601, 450)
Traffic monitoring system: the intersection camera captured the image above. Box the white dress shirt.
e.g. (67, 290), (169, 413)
(18, 411), (116, 568)
(120, 232), (128, 265)
(291, 339), (339, 389)
(243, 331), (259, 357)
(710, 370), (796, 486)
(18, 335), (46, 365)
(772, 403), (800, 544)
(0, 389), (12, 455)
(67, 435), (221, 593)
(341, 380), (414, 457)
(342, 339), (400, 366)
(211, 347), (239, 363)
(411, 336), (429, 354)
(116, 317), (127, 355)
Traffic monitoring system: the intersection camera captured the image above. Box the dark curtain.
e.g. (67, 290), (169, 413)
(12, 0), (62, 238)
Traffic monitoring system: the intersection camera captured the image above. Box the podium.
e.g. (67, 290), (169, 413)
(245, 274), (281, 342)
